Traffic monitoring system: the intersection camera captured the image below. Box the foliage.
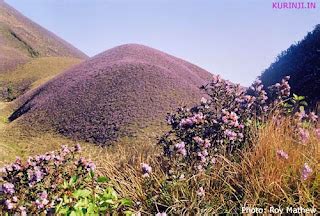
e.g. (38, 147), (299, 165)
(0, 144), (132, 215)
(158, 75), (293, 175)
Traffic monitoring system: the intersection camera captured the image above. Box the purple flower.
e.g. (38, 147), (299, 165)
(35, 191), (49, 209)
(19, 206), (27, 216)
(211, 157), (217, 164)
(75, 143), (82, 152)
(276, 149), (289, 160)
(308, 112), (318, 122)
(196, 164), (203, 171)
(193, 136), (203, 144)
(316, 128), (320, 139)
(301, 163), (312, 181)
(2, 182), (15, 194)
(298, 128), (309, 143)
(86, 161), (96, 171)
(200, 97), (208, 104)
(295, 110), (306, 121)
(196, 187), (205, 197)
(34, 167), (45, 182)
(5, 199), (14, 209)
(197, 152), (206, 163)
(141, 163), (152, 177)
(224, 129), (237, 141)
(175, 142), (187, 156)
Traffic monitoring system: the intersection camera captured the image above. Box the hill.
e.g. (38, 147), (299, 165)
(9, 44), (212, 145)
(259, 25), (320, 110)
(0, 1), (87, 73)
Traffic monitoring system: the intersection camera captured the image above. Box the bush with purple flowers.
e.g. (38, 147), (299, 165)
(159, 75), (297, 175)
(0, 144), (132, 215)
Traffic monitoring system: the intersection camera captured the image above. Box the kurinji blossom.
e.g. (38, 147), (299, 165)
(224, 129), (237, 141)
(75, 143), (82, 152)
(19, 206), (27, 216)
(276, 149), (289, 160)
(179, 113), (204, 127)
(61, 145), (71, 155)
(2, 182), (15, 194)
(141, 163), (152, 177)
(196, 187), (205, 197)
(175, 143), (187, 156)
(197, 152), (206, 163)
(308, 112), (318, 122)
(196, 164), (203, 171)
(5, 199), (14, 209)
(301, 163), (312, 180)
(298, 128), (309, 143)
(316, 128), (320, 139)
(86, 161), (96, 171)
(211, 157), (217, 164)
(200, 97), (208, 104)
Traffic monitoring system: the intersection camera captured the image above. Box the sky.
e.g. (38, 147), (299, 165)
(5, 0), (320, 86)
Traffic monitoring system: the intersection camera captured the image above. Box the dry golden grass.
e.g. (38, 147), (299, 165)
(90, 118), (319, 214)
(239, 118), (319, 207)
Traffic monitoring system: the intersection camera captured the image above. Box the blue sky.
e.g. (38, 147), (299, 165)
(5, 0), (320, 86)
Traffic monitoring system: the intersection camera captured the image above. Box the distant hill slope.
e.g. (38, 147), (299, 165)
(0, 57), (82, 100)
(260, 25), (320, 110)
(9, 44), (212, 145)
(0, 1), (87, 73)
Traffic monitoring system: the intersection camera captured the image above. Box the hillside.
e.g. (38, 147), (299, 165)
(0, 57), (82, 100)
(260, 25), (320, 110)
(0, 1), (87, 73)
(9, 44), (212, 145)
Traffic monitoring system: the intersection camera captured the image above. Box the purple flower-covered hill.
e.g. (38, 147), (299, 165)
(9, 44), (212, 144)
(0, 1), (87, 73)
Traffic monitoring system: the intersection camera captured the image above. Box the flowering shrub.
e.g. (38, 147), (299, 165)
(158, 74), (320, 178)
(0, 144), (132, 215)
(159, 75), (296, 175)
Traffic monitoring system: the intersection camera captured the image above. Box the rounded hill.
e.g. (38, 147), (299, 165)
(10, 44), (212, 144)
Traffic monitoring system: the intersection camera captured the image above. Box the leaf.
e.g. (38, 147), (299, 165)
(69, 175), (78, 186)
(124, 210), (134, 216)
(120, 198), (133, 207)
(299, 106), (305, 112)
(90, 170), (95, 178)
(70, 211), (77, 216)
(102, 187), (118, 200)
(97, 176), (109, 183)
(63, 180), (68, 189)
(73, 189), (92, 198)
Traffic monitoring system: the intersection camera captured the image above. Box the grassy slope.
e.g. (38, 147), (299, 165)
(0, 57), (82, 100)
(0, 100), (166, 166)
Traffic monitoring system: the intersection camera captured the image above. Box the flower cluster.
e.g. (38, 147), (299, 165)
(160, 75), (296, 175)
(276, 149), (289, 160)
(141, 163), (152, 177)
(179, 112), (204, 128)
(301, 163), (313, 181)
(0, 144), (103, 214)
